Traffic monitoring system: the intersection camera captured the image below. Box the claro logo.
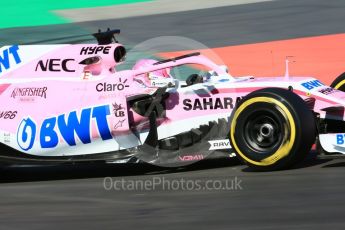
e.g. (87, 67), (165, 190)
(96, 78), (129, 92)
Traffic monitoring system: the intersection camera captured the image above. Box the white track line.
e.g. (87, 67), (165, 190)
(55, 0), (274, 23)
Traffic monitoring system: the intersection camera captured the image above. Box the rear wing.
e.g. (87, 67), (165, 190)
(93, 28), (121, 45)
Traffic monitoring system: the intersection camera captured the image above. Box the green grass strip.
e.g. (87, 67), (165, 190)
(1, 0), (150, 29)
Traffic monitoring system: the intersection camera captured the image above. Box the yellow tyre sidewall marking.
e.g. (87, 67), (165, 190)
(334, 79), (345, 89)
(230, 97), (296, 166)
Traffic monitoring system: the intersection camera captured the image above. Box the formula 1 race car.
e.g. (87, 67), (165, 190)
(1, 29), (345, 171)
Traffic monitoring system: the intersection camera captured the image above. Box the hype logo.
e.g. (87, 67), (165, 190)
(17, 105), (113, 151)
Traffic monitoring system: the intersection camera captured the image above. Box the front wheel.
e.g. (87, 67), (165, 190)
(229, 88), (316, 171)
(331, 72), (345, 91)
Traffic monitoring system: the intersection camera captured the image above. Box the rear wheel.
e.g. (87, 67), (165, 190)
(229, 88), (316, 171)
(331, 72), (345, 91)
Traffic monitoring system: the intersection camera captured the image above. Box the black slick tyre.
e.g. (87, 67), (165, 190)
(229, 87), (316, 171)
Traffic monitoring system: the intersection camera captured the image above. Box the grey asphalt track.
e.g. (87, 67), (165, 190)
(1, 157), (345, 230)
(2, 0), (345, 48)
(1, 0), (345, 229)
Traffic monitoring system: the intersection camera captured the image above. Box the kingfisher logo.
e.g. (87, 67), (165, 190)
(11, 87), (47, 99)
(0, 45), (22, 75)
(17, 105), (113, 151)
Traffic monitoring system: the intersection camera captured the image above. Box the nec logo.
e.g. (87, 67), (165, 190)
(35, 59), (75, 72)
(0, 45), (22, 75)
(301, 80), (324, 90)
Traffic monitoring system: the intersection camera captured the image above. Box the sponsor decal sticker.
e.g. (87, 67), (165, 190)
(80, 46), (111, 55)
(112, 102), (125, 117)
(301, 80), (324, 90)
(82, 71), (92, 80)
(318, 87), (337, 95)
(114, 119), (126, 130)
(17, 118), (36, 151)
(178, 154), (204, 162)
(0, 45), (21, 75)
(0, 111), (17, 119)
(35, 59), (75, 72)
(112, 102), (126, 130)
(336, 134), (345, 145)
(150, 78), (174, 87)
(11, 87), (47, 100)
(183, 97), (242, 111)
(17, 105), (113, 151)
(96, 78), (129, 92)
(3, 132), (11, 144)
(208, 139), (232, 150)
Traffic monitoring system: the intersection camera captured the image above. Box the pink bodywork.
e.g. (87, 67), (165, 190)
(1, 43), (345, 155)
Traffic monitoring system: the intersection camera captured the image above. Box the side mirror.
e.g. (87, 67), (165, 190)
(79, 56), (103, 76)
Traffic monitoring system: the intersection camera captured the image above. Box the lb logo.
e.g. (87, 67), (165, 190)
(17, 118), (36, 151)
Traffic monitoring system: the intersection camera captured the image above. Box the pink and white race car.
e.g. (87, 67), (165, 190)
(1, 29), (345, 171)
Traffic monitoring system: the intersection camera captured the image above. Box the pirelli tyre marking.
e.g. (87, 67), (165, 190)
(230, 96), (296, 166)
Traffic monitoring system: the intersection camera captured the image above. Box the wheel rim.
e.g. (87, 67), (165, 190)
(244, 111), (283, 153)
(230, 96), (297, 166)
